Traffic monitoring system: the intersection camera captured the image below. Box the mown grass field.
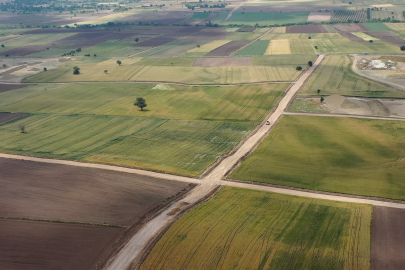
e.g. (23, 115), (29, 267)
(234, 40), (269, 56)
(225, 12), (310, 26)
(0, 114), (254, 176)
(0, 83), (287, 122)
(300, 55), (405, 98)
(140, 186), (371, 270)
(362, 22), (392, 31)
(231, 115), (405, 200)
(24, 58), (302, 84)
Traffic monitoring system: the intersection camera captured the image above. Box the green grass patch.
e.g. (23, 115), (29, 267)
(140, 186), (371, 270)
(190, 12), (211, 19)
(0, 114), (254, 176)
(226, 12), (310, 26)
(136, 40), (185, 57)
(234, 40), (269, 56)
(0, 83), (287, 122)
(253, 55), (316, 66)
(362, 22), (392, 31)
(231, 115), (405, 200)
(301, 55), (405, 98)
(213, 12), (229, 24)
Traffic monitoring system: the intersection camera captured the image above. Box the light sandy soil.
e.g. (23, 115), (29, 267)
(307, 12), (331, 22)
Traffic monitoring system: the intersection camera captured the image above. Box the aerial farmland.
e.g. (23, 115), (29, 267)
(0, 0), (405, 268)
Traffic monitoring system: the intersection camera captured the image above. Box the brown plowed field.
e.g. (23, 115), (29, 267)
(0, 219), (124, 270)
(0, 45), (49, 56)
(193, 57), (253, 67)
(333, 23), (368, 32)
(0, 158), (195, 226)
(237, 27), (256, 32)
(0, 112), (28, 123)
(367, 31), (405, 46)
(339, 31), (364, 41)
(133, 35), (176, 47)
(0, 83), (28, 93)
(204, 40), (250, 56)
(286, 25), (328, 33)
(371, 206), (405, 270)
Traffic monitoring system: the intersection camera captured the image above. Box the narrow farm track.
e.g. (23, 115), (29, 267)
(220, 0), (246, 25)
(284, 111), (405, 121)
(229, 27), (273, 56)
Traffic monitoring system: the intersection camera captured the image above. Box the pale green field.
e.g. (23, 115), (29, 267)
(0, 83), (287, 122)
(253, 55), (316, 66)
(24, 58), (302, 84)
(300, 55), (405, 98)
(140, 186), (371, 270)
(0, 114), (254, 176)
(231, 115), (405, 200)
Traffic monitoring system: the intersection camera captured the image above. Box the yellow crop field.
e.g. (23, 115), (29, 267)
(140, 187), (371, 270)
(187, 40), (232, 53)
(265, 39), (291, 55)
(272, 26), (286, 33)
(352, 32), (379, 41)
(385, 23), (405, 31)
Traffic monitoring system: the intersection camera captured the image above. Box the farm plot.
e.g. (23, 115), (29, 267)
(0, 82), (285, 122)
(186, 40), (231, 53)
(333, 23), (369, 32)
(367, 31), (405, 46)
(352, 32), (377, 41)
(363, 22), (393, 31)
(338, 31), (364, 41)
(253, 55), (315, 66)
(205, 40), (250, 56)
(225, 11), (310, 26)
(140, 186), (371, 270)
(0, 112), (28, 123)
(0, 157), (194, 225)
(286, 25), (328, 33)
(231, 115), (405, 200)
(330, 10), (368, 23)
(265, 39), (291, 55)
(0, 219), (124, 270)
(135, 40), (186, 57)
(290, 39), (315, 54)
(0, 45), (52, 56)
(371, 207), (405, 270)
(80, 40), (145, 57)
(213, 12), (229, 24)
(385, 22), (405, 32)
(0, 115), (255, 176)
(370, 11), (403, 22)
(193, 57), (253, 66)
(0, 83), (28, 93)
(226, 32), (261, 40)
(234, 40), (269, 56)
(306, 11), (331, 23)
(301, 55), (405, 97)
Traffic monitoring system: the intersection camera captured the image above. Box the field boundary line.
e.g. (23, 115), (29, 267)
(284, 111), (405, 121)
(0, 153), (200, 184)
(222, 180), (405, 209)
(0, 216), (124, 228)
(220, 0), (246, 25)
(229, 27), (273, 56)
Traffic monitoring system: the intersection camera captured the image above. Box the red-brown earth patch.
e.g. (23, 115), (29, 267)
(0, 112), (28, 123)
(0, 83), (29, 93)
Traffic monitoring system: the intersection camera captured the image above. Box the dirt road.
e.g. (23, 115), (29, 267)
(220, 1), (245, 25)
(284, 111), (405, 121)
(230, 28), (273, 56)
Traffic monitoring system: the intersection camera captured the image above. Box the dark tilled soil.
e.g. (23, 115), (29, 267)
(286, 25), (329, 33)
(0, 112), (28, 123)
(333, 23), (369, 32)
(371, 206), (405, 270)
(367, 31), (405, 46)
(0, 84), (29, 93)
(0, 219), (124, 270)
(0, 45), (50, 56)
(338, 31), (364, 41)
(204, 40), (250, 56)
(0, 158), (195, 226)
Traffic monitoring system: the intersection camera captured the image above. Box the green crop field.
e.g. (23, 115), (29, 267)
(213, 12), (229, 24)
(231, 115), (405, 200)
(226, 32), (261, 40)
(0, 114), (254, 176)
(136, 40), (185, 57)
(290, 39), (315, 54)
(24, 58), (302, 84)
(300, 55), (405, 98)
(362, 22), (393, 31)
(140, 186), (371, 270)
(234, 40), (269, 56)
(0, 83), (287, 122)
(253, 55), (316, 66)
(225, 12), (310, 26)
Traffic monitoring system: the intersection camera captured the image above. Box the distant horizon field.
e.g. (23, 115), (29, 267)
(140, 186), (371, 270)
(231, 115), (405, 200)
(225, 11), (311, 26)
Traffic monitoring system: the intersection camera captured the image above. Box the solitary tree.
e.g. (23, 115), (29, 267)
(320, 96), (324, 103)
(19, 125), (25, 133)
(104, 70), (108, 74)
(317, 89), (321, 95)
(73, 66), (80, 75)
(117, 60), (122, 65)
(2, 64), (6, 69)
(308, 36), (311, 39)
(308, 61), (313, 67)
(94, 54), (97, 57)
(314, 45), (318, 49)
(296, 66), (302, 71)
(0, 44), (4, 48)
(134, 97), (147, 111)
(400, 45), (405, 51)
(134, 37), (139, 42)
(44, 67), (47, 71)
(197, 44), (200, 48)
(369, 40), (373, 43)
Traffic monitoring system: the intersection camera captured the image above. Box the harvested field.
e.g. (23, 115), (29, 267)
(193, 57), (253, 67)
(205, 40), (250, 56)
(286, 25), (328, 33)
(338, 31), (364, 41)
(0, 112), (28, 123)
(0, 219), (124, 270)
(333, 23), (369, 32)
(367, 31), (405, 46)
(371, 207), (405, 270)
(290, 39), (315, 54)
(307, 11), (331, 22)
(0, 83), (28, 93)
(265, 39), (291, 55)
(0, 157), (194, 225)
(140, 187), (371, 270)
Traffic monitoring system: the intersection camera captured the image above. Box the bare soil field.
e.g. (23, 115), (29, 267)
(0, 45), (50, 56)
(205, 40), (250, 56)
(286, 24), (328, 33)
(367, 31), (405, 46)
(237, 27), (256, 32)
(0, 83), (28, 93)
(338, 31), (364, 41)
(0, 219), (124, 270)
(307, 11), (331, 22)
(0, 158), (195, 226)
(117, 11), (193, 25)
(371, 207), (405, 270)
(0, 112), (28, 123)
(193, 57), (253, 67)
(333, 23), (368, 32)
